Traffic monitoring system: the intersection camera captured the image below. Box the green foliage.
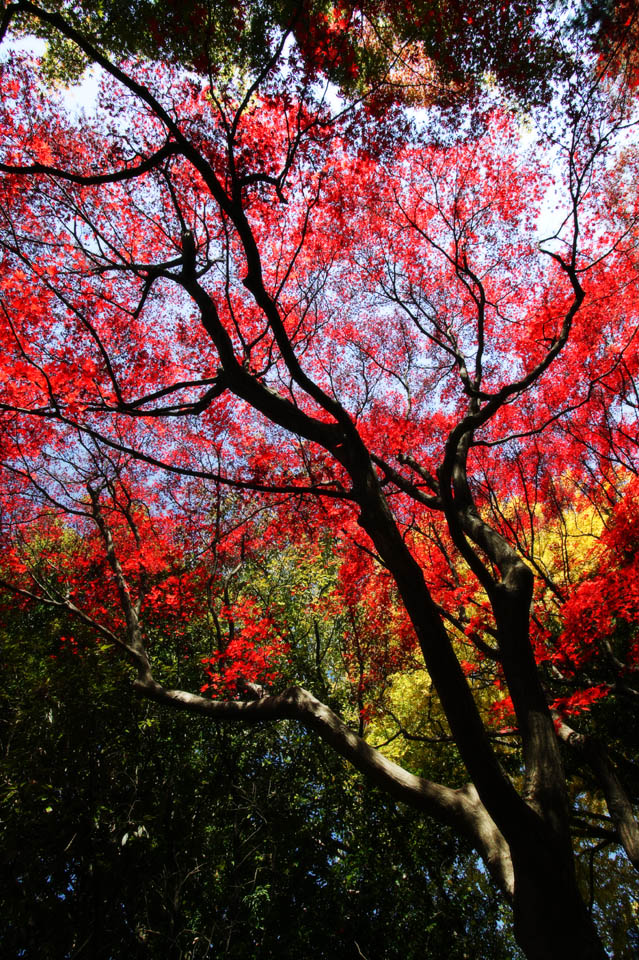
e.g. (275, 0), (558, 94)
(0, 597), (520, 959)
(8, 0), (303, 85)
(5, 0), (601, 105)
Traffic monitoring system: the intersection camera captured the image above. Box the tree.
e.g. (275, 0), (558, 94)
(1, 2), (639, 957)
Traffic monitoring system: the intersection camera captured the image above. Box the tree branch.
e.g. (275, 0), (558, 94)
(0, 141), (179, 185)
(134, 676), (515, 896)
(554, 714), (639, 871)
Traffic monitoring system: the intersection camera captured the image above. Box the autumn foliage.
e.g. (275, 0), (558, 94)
(1, 2), (639, 957)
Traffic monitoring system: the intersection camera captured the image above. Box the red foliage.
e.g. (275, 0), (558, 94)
(0, 40), (638, 729)
(200, 598), (289, 696)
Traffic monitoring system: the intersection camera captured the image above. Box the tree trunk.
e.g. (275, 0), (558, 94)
(354, 489), (608, 959)
(511, 848), (607, 960)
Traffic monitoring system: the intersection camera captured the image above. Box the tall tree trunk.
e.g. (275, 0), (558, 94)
(510, 844), (606, 960)
(355, 485), (608, 960)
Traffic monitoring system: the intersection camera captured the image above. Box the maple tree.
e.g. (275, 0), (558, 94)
(1, 2), (639, 958)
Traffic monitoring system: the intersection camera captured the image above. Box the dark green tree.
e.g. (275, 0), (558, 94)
(1, 599), (520, 959)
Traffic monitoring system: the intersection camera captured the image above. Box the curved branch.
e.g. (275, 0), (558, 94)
(0, 142), (180, 185)
(134, 676), (515, 895)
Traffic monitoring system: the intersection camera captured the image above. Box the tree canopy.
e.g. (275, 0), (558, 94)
(1, 2), (639, 958)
